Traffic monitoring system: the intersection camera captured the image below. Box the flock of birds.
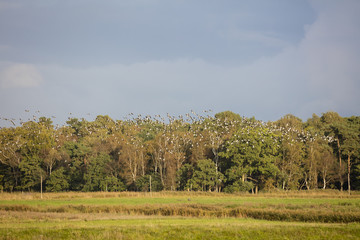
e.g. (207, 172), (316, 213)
(0, 109), (336, 156)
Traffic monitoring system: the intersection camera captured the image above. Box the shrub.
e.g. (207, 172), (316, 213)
(224, 181), (254, 193)
(135, 174), (163, 192)
(99, 176), (126, 192)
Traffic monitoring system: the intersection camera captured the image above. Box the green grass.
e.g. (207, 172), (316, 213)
(1, 192), (359, 206)
(1, 191), (360, 239)
(1, 217), (360, 240)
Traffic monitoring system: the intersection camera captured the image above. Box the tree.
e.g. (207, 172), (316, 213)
(320, 112), (346, 190)
(201, 113), (239, 192)
(342, 117), (360, 194)
(0, 127), (25, 190)
(0, 110), (358, 193)
(19, 156), (44, 191)
(118, 124), (146, 186)
(275, 115), (305, 190)
(161, 121), (192, 190)
(176, 163), (194, 191)
(100, 175), (126, 192)
(220, 122), (280, 192)
(190, 159), (225, 191)
(83, 153), (115, 191)
(46, 167), (70, 192)
(63, 141), (91, 191)
(135, 174), (163, 192)
(149, 124), (170, 189)
(83, 153), (113, 191)
(18, 119), (55, 191)
(318, 145), (337, 189)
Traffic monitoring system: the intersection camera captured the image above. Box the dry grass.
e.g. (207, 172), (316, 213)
(0, 210), (163, 222)
(1, 190), (360, 223)
(1, 216), (359, 240)
(1, 192), (360, 239)
(0, 189), (358, 200)
(1, 202), (360, 223)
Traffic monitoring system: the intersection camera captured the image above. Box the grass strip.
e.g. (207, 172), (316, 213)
(1, 218), (359, 240)
(1, 203), (360, 223)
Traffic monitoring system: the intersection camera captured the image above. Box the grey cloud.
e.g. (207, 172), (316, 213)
(299, 0), (360, 117)
(0, 63), (43, 88)
(0, 1), (314, 66)
(0, 1), (359, 124)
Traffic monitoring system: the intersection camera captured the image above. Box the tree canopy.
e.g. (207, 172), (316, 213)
(0, 111), (359, 193)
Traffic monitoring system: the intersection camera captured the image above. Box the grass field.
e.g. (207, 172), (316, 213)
(1, 191), (360, 239)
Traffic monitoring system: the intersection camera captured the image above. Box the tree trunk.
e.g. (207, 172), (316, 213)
(212, 148), (219, 192)
(348, 154), (351, 195)
(340, 179), (344, 192)
(304, 174), (310, 190)
(12, 167), (18, 189)
(338, 139), (343, 191)
(159, 164), (164, 186)
(149, 175), (152, 193)
(322, 170), (327, 189)
(40, 174), (43, 199)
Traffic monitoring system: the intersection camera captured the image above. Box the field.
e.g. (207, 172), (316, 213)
(0, 191), (360, 239)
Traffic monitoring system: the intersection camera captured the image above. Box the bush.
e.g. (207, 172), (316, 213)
(224, 181), (254, 193)
(135, 174), (163, 192)
(99, 176), (126, 192)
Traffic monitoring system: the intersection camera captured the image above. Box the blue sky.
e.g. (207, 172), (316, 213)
(0, 0), (359, 125)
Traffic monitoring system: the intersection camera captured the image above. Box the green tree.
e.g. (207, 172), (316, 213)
(275, 115), (305, 190)
(342, 117), (360, 194)
(100, 175), (126, 192)
(19, 156), (44, 191)
(176, 163), (194, 191)
(320, 112), (346, 190)
(46, 167), (69, 192)
(63, 141), (91, 191)
(83, 153), (113, 191)
(220, 123), (280, 192)
(318, 144), (337, 189)
(135, 174), (163, 192)
(201, 113), (239, 192)
(189, 159), (224, 191)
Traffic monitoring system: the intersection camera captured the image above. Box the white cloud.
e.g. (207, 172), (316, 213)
(0, 64), (43, 88)
(35, 56), (304, 121)
(221, 29), (291, 48)
(298, 0), (360, 115)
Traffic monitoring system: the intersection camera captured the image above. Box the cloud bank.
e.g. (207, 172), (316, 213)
(0, 63), (43, 88)
(0, 1), (359, 123)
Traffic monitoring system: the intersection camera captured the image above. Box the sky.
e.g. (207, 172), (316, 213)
(0, 0), (359, 125)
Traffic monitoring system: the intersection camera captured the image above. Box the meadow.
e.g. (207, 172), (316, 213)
(0, 191), (360, 239)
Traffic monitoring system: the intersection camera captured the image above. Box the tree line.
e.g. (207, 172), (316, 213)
(0, 111), (359, 193)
